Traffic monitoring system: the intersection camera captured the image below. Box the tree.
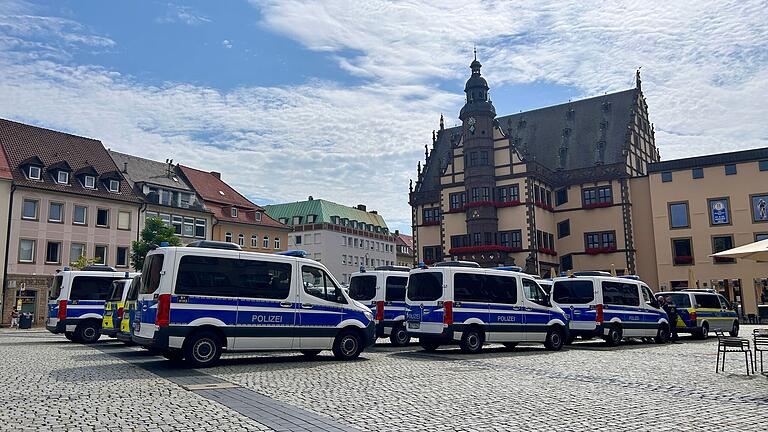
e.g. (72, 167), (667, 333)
(131, 217), (182, 271)
(70, 255), (97, 270)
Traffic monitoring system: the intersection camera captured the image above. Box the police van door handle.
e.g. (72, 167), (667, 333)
(301, 303), (313, 309)
(279, 302), (292, 308)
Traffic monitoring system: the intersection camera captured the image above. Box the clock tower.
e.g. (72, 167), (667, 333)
(459, 52), (501, 265)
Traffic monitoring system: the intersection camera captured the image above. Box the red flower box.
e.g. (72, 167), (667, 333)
(496, 200), (522, 208)
(538, 248), (558, 256)
(465, 200), (496, 209)
(584, 202), (613, 209)
(674, 255), (693, 265)
(448, 245), (522, 255)
(585, 247), (617, 255)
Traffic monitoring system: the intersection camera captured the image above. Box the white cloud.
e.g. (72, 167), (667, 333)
(157, 4), (211, 26)
(222, 39), (233, 49)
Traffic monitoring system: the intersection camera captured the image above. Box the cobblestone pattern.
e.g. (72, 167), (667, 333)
(209, 327), (768, 431)
(0, 331), (271, 432)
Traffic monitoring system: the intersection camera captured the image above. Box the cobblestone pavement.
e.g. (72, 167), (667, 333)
(2, 327), (768, 432)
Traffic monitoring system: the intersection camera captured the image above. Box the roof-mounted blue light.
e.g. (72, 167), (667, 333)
(619, 275), (641, 280)
(159, 241), (170, 247)
(496, 266), (523, 272)
(276, 250), (309, 258)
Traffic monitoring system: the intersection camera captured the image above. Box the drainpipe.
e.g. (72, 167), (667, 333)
(2, 184), (15, 326)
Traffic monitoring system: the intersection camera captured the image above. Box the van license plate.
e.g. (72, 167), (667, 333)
(408, 322), (420, 329)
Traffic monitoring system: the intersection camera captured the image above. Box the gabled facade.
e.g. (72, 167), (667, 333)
(394, 231), (414, 267)
(108, 151), (213, 245)
(0, 119), (142, 326)
(178, 165), (289, 252)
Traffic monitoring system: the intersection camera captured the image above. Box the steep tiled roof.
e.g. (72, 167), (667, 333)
(396, 233), (413, 249)
(109, 150), (195, 192)
(264, 199), (389, 229)
(0, 144), (12, 181)
(0, 118), (141, 203)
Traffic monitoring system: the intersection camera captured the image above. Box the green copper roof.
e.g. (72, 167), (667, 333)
(264, 199), (389, 230)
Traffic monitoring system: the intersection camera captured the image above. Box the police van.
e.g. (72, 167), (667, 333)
(46, 266), (139, 343)
(655, 289), (739, 339)
(404, 263), (569, 353)
(102, 278), (133, 338)
(116, 275), (142, 344)
(551, 272), (670, 345)
(132, 241), (376, 367)
(348, 266), (410, 346)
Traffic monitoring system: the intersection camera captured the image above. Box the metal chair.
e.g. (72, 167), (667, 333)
(753, 329), (768, 374)
(715, 330), (754, 375)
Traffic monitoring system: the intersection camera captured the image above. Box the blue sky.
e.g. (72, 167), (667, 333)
(1, 0), (767, 234)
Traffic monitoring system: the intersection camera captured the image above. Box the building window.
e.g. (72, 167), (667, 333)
(274, 237), (280, 250)
(661, 171), (672, 182)
(19, 239), (35, 263)
(238, 234), (245, 246)
(560, 254), (573, 271)
(171, 216), (183, 235)
(57, 171), (69, 184)
(96, 208), (110, 227)
(468, 152), (478, 167)
(307, 214), (316, 223)
(423, 207), (440, 224)
(183, 217), (194, 237)
(760, 160), (768, 172)
(692, 168), (704, 179)
(295, 235), (302, 245)
(557, 220), (570, 238)
(73, 205), (87, 225)
(231, 207), (238, 218)
(45, 241), (62, 264)
(497, 185), (519, 203)
(672, 238), (693, 265)
(292, 216), (302, 225)
(708, 198), (731, 226)
(585, 231), (616, 252)
(423, 246), (442, 263)
(225, 232), (232, 243)
(48, 202), (64, 223)
(712, 236), (735, 264)
(451, 235), (468, 248)
(545, 190), (552, 207)
(725, 164), (737, 175)
(668, 202), (690, 229)
(582, 186), (612, 207)
(108, 179), (120, 193)
(449, 192), (466, 210)
(116, 246), (129, 267)
(479, 151), (489, 165)
(249, 235), (257, 247)
(756, 233), (768, 242)
(263, 236), (269, 248)
(70, 243), (85, 262)
(159, 213), (171, 227)
(255, 212), (262, 222)
(22, 199), (38, 220)
(555, 188), (568, 206)
(27, 166), (41, 180)
(84, 175), (96, 189)
(118, 211), (131, 230)
(95, 245), (107, 265)
(195, 219), (206, 238)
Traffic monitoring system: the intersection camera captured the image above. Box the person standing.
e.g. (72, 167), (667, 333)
(10, 307), (20, 329)
(663, 295), (680, 342)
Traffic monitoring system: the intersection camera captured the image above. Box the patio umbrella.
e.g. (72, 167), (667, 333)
(711, 238), (768, 262)
(610, 264), (617, 277)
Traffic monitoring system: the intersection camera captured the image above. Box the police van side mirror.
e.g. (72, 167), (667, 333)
(649, 299), (660, 309)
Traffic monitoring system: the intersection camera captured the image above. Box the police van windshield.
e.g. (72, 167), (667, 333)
(140, 254), (164, 294)
(49, 275), (64, 300)
(70, 276), (122, 301)
(349, 275), (377, 301)
(108, 281), (126, 302)
(407, 272), (443, 301)
(665, 293), (691, 308)
(552, 280), (595, 304)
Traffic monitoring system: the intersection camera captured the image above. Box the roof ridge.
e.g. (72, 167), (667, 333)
(0, 117), (101, 143)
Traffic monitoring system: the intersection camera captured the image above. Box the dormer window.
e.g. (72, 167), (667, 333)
(108, 180), (120, 193)
(231, 207), (238, 218)
(57, 171), (69, 184)
(292, 216), (302, 225)
(254, 212), (262, 222)
(84, 175), (95, 189)
(307, 214), (316, 223)
(28, 166), (41, 180)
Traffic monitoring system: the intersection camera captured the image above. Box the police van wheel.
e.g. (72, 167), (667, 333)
(697, 323), (709, 340)
(729, 321), (739, 337)
(64, 332), (74, 341)
(419, 340), (440, 352)
(544, 327), (565, 351)
(301, 350), (322, 358)
(604, 325), (622, 346)
(184, 331), (222, 368)
(503, 342), (518, 350)
(459, 327), (484, 354)
(655, 325), (670, 344)
(390, 325), (411, 346)
(76, 322), (101, 344)
(333, 330), (363, 360)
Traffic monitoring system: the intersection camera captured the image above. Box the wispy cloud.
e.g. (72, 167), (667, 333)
(222, 39), (232, 49)
(157, 4), (211, 26)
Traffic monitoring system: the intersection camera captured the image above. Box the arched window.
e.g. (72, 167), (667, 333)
(225, 232), (232, 243)
(251, 234), (258, 247)
(238, 234), (244, 246)
(274, 237), (281, 250)
(263, 235), (269, 248)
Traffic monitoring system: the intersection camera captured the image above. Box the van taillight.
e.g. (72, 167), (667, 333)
(155, 294), (171, 327)
(443, 301), (453, 326)
(595, 304), (604, 324)
(57, 300), (67, 320)
(375, 301), (385, 321)
(117, 307), (124, 319)
(689, 311), (697, 322)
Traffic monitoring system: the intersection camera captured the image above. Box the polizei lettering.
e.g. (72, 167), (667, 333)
(251, 314), (283, 323)
(497, 315), (516, 322)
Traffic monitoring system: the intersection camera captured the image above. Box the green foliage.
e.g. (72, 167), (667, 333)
(70, 255), (97, 270)
(131, 217), (182, 271)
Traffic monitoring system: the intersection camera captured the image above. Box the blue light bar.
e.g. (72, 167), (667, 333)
(619, 275), (641, 280)
(159, 241), (170, 247)
(276, 250), (309, 258)
(496, 266), (523, 272)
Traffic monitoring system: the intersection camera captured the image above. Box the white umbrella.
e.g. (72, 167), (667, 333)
(711, 238), (768, 262)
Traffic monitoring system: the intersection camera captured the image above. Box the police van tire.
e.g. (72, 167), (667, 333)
(301, 350), (322, 358)
(459, 327), (484, 354)
(419, 339), (440, 352)
(729, 321), (739, 337)
(64, 332), (74, 341)
(183, 331), (222, 368)
(604, 325), (622, 346)
(654, 324), (670, 344)
(390, 325), (411, 346)
(544, 327), (565, 351)
(697, 322), (709, 340)
(332, 329), (363, 360)
(503, 342), (518, 350)
(76, 321), (101, 344)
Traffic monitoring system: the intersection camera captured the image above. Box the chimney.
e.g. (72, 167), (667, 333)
(210, 171), (221, 179)
(308, 196), (314, 201)
(122, 162), (128, 173)
(395, 229), (400, 236)
(356, 204), (366, 212)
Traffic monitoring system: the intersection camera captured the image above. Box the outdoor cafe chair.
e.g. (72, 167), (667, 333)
(753, 329), (768, 375)
(715, 330), (754, 375)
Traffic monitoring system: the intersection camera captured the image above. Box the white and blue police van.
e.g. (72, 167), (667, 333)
(405, 262), (569, 353)
(550, 272), (670, 345)
(348, 266), (411, 346)
(46, 265), (139, 343)
(132, 241), (376, 367)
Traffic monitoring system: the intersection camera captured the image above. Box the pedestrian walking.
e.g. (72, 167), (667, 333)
(10, 307), (20, 329)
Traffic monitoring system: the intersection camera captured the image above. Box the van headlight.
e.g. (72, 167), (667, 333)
(363, 310), (373, 321)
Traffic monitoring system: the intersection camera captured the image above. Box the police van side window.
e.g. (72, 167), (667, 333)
(176, 256), (239, 297)
(522, 279), (547, 306)
(717, 295), (732, 310)
(140, 254), (165, 294)
(126, 277), (141, 301)
(49, 275), (64, 299)
(552, 280), (594, 304)
(108, 281), (124, 302)
(486, 275), (517, 304)
(70, 276), (119, 301)
(695, 294), (721, 309)
(238, 260), (292, 300)
(302, 266), (347, 304)
(667, 293), (691, 308)
(454, 273), (489, 302)
(602, 282), (640, 307)
(385, 276), (407, 302)
(349, 275), (377, 301)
